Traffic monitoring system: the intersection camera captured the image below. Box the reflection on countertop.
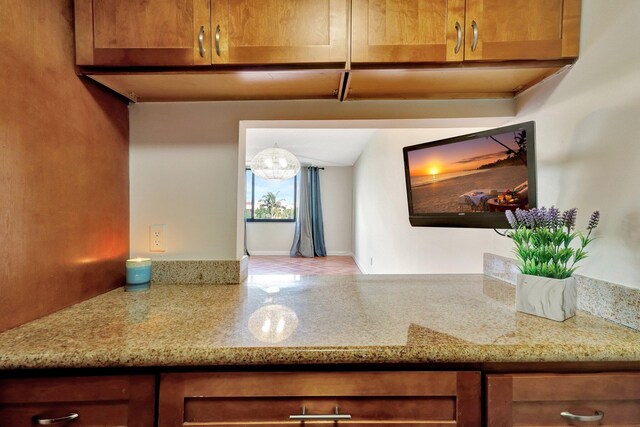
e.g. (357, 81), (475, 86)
(0, 274), (639, 369)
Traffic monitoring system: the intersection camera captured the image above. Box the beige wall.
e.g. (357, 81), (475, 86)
(506, 0), (640, 289)
(1, 0), (129, 332)
(352, 128), (514, 274)
(129, 100), (514, 260)
(246, 166), (354, 255)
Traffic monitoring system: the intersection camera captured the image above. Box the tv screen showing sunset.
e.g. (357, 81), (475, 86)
(407, 130), (529, 214)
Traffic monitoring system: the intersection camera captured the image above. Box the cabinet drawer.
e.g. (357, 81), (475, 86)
(0, 375), (155, 427)
(487, 372), (640, 426)
(159, 371), (480, 426)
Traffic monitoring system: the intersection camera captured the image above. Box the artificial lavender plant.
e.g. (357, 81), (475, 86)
(505, 207), (600, 279)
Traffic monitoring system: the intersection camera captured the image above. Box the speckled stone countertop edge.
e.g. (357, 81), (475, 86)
(2, 344), (640, 370)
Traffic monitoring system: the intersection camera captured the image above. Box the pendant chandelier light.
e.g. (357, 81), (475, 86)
(250, 144), (301, 181)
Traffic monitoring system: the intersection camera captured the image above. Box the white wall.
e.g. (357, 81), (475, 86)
(319, 167), (354, 255)
(246, 222), (295, 255)
(353, 128), (513, 274)
(247, 166), (354, 255)
(500, 0), (640, 289)
(130, 100), (513, 260)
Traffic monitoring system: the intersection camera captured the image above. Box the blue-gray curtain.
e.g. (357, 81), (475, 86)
(290, 167), (314, 257)
(308, 167), (326, 256)
(290, 167), (326, 257)
(244, 217), (249, 256)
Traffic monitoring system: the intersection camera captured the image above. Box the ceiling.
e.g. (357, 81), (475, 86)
(245, 128), (377, 167)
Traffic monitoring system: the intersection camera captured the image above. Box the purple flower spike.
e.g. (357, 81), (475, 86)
(523, 210), (535, 228)
(515, 208), (526, 225)
(530, 208), (544, 227)
(540, 207), (549, 227)
(548, 206), (560, 228)
(506, 210), (517, 228)
(562, 208), (578, 230)
(588, 211), (601, 230)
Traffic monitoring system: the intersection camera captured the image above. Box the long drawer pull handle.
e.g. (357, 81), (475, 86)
(454, 21), (462, 54)
(471, 20), (478, 52)
(560, 410), (604, 422)
(289, 406), (352, 421)
(215, 25), (221, 56)
(198, 26), (206, 57)
(33, 413), (79, 425)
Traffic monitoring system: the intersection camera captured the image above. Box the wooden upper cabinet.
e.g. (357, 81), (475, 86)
(211, 0), (348, 65)
(464, 0), (581, 60)
(352, 0), (466, 63)
(75, 0), (212, 66)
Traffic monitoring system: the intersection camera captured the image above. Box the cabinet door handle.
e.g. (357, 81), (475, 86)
(471, 20), (478, 52)
(560, 410), (604, 422)
(198, 26), (206, 57)
(33, 413), (79, 425)
(215, 25), (221, 57)
(289, 406), (352, 421)
(454, 21), (462, 54)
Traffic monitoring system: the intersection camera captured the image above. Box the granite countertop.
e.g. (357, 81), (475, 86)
(0, 275), (639, 369)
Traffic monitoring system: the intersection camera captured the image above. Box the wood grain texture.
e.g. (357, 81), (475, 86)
(74, 0), (94, 64)
(456, 371), (481, 426)
(464, 0), (579, 61)
(562, 0), (582, 57)
(0, 375), (155, 427)
(212, 0), (348, 65)
(88, 70), (344, 102)
(159, 374), (187, 427)
(0, 0), (129, 333)
(345, 66), (563, 100)
(158, 371), (479, 426)
(78, 0), (211, 66)
(486, 375), (513, 427)
(352, 0), (465, 63)
(83, 63), (568, 102)
(93, 0), (194, 48)
(487, 372), (640, 426)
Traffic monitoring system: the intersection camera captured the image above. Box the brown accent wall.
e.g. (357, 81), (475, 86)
(0, 0), (129, 332)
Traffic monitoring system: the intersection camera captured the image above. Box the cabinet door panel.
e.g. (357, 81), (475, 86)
(0, 375), (155, 427)
(487, 372), (640, 426)
(159, 371), (480, 426)
(212, 0), (347, 65)
(465, 0), (581, 60)
(352, 0), (466, 63)
(77, 0), (211, 66)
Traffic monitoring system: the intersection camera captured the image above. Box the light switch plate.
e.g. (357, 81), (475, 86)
(149, 224), (166, 252)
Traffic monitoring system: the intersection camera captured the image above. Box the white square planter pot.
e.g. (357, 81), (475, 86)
(516, 274), (577, 322)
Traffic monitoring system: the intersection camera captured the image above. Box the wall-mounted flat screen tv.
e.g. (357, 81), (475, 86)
(403, 122), (537, 228)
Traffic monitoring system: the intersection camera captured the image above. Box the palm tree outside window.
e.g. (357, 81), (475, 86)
(245, 169), (297, 222)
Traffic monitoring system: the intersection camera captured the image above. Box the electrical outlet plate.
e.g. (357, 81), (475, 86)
(149, 224), (166, 252)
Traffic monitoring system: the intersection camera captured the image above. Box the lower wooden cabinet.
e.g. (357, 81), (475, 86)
(158, 371), (481, 426)
(0, 375), (155, 427)
(487, 372), (640, 426)
(3, 370), (638, 426)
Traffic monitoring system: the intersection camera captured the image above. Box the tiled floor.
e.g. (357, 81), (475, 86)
(248, 255), (362, 276)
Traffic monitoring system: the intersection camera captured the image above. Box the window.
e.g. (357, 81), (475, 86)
(245, 169), (297, 222)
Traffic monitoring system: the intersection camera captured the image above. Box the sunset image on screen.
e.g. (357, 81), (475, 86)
(407, 130), (529, 214)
